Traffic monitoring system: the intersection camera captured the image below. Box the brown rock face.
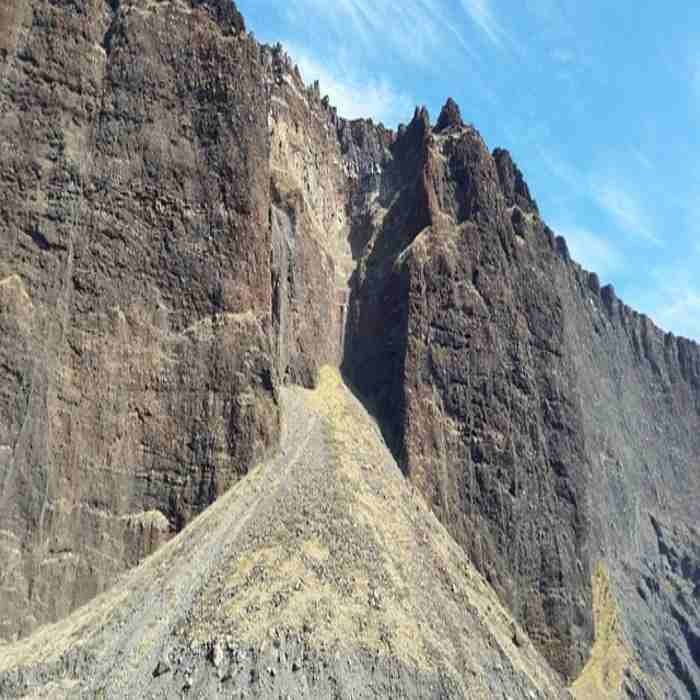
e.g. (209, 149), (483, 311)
(0, 0), (278, 640)
(267, 46), (353, 386)
(343, 102), (700, 693)
(343, 109), (592, 678)
(493, 147), (538, 214)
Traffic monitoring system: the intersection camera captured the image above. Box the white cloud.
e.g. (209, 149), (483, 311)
(283, 41), (414, 127)
(539, 151), (659, 245)
(283, 0), (476, 65)
(460, 0), (506, 48)
(648, 286), (700, 341)
(554, 225), (621, 279)
(590, 179), (659, 244)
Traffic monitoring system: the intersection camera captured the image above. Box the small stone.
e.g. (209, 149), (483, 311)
(511, 622), (524, 648)
(292, 659), (301, 672)
(153, 659), (171, 677)
(210, 640), (225, 668)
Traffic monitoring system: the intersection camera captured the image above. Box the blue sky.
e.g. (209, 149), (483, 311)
(237, 0), (700, 340)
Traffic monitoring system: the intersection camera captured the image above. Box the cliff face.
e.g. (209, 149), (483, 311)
(558, 267), (700, 698)
(1, 2), (700, 698)
(343, 107), (593, 679)
(341, 101), (700, 694)
(0, 0), (278, 639)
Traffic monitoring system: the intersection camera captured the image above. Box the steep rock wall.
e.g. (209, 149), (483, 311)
(558, 264), (700, 698)
(266, 48), (353, 386)
(0, 0), (278, 640)
(343, 108), (593, 679)
(342, 100), (700, 694)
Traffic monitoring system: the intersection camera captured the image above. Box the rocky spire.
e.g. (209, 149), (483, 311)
(395, 105), (431, 154)
(435, 97), (464, 132)
(190, 0), (245, 34)
(492, 147), (538, 214)
(412, 105), (431, 131)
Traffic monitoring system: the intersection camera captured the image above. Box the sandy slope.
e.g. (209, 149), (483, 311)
(0, 368), (568, 699)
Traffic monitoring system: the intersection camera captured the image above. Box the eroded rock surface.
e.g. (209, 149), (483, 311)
(341, 105), (700, 694)
(0, 0), (278, 640)
(342, 110), (593, 679)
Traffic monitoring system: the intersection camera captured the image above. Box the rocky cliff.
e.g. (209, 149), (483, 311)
(1, 1), (699, 698)
(0, 0), (278, 640)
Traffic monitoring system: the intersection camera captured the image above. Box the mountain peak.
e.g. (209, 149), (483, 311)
(435, 97), (464, 132)
(411, 105), (431, 130)
(190, 0), (245, 34)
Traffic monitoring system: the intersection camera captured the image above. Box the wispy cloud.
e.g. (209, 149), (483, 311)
(460, 0), (506, 48)
(266, 0), (501, 122)
(621, 265), (700, 341)
(590, 179), (659, 244)
(645, 272), (700, 341)
(283, 0), (476, 65)
(539, 151), (659, 245)
(652, 290), (700, 340)
(554, 225), (622, 279)
(283, 41), (414, 127)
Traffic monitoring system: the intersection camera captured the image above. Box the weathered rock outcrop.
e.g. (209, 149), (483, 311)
(342, 111), (593, 679)
(341, 105), (700, 695)
(0, 0), (278, 640)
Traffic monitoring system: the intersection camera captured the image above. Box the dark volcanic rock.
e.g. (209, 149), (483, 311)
(344, 122), (593, 679)
(0, 0), (277, 640)
(493, 147), (539, 213)
(435, 97), (464, 132)
(342, 97), (700, 694)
